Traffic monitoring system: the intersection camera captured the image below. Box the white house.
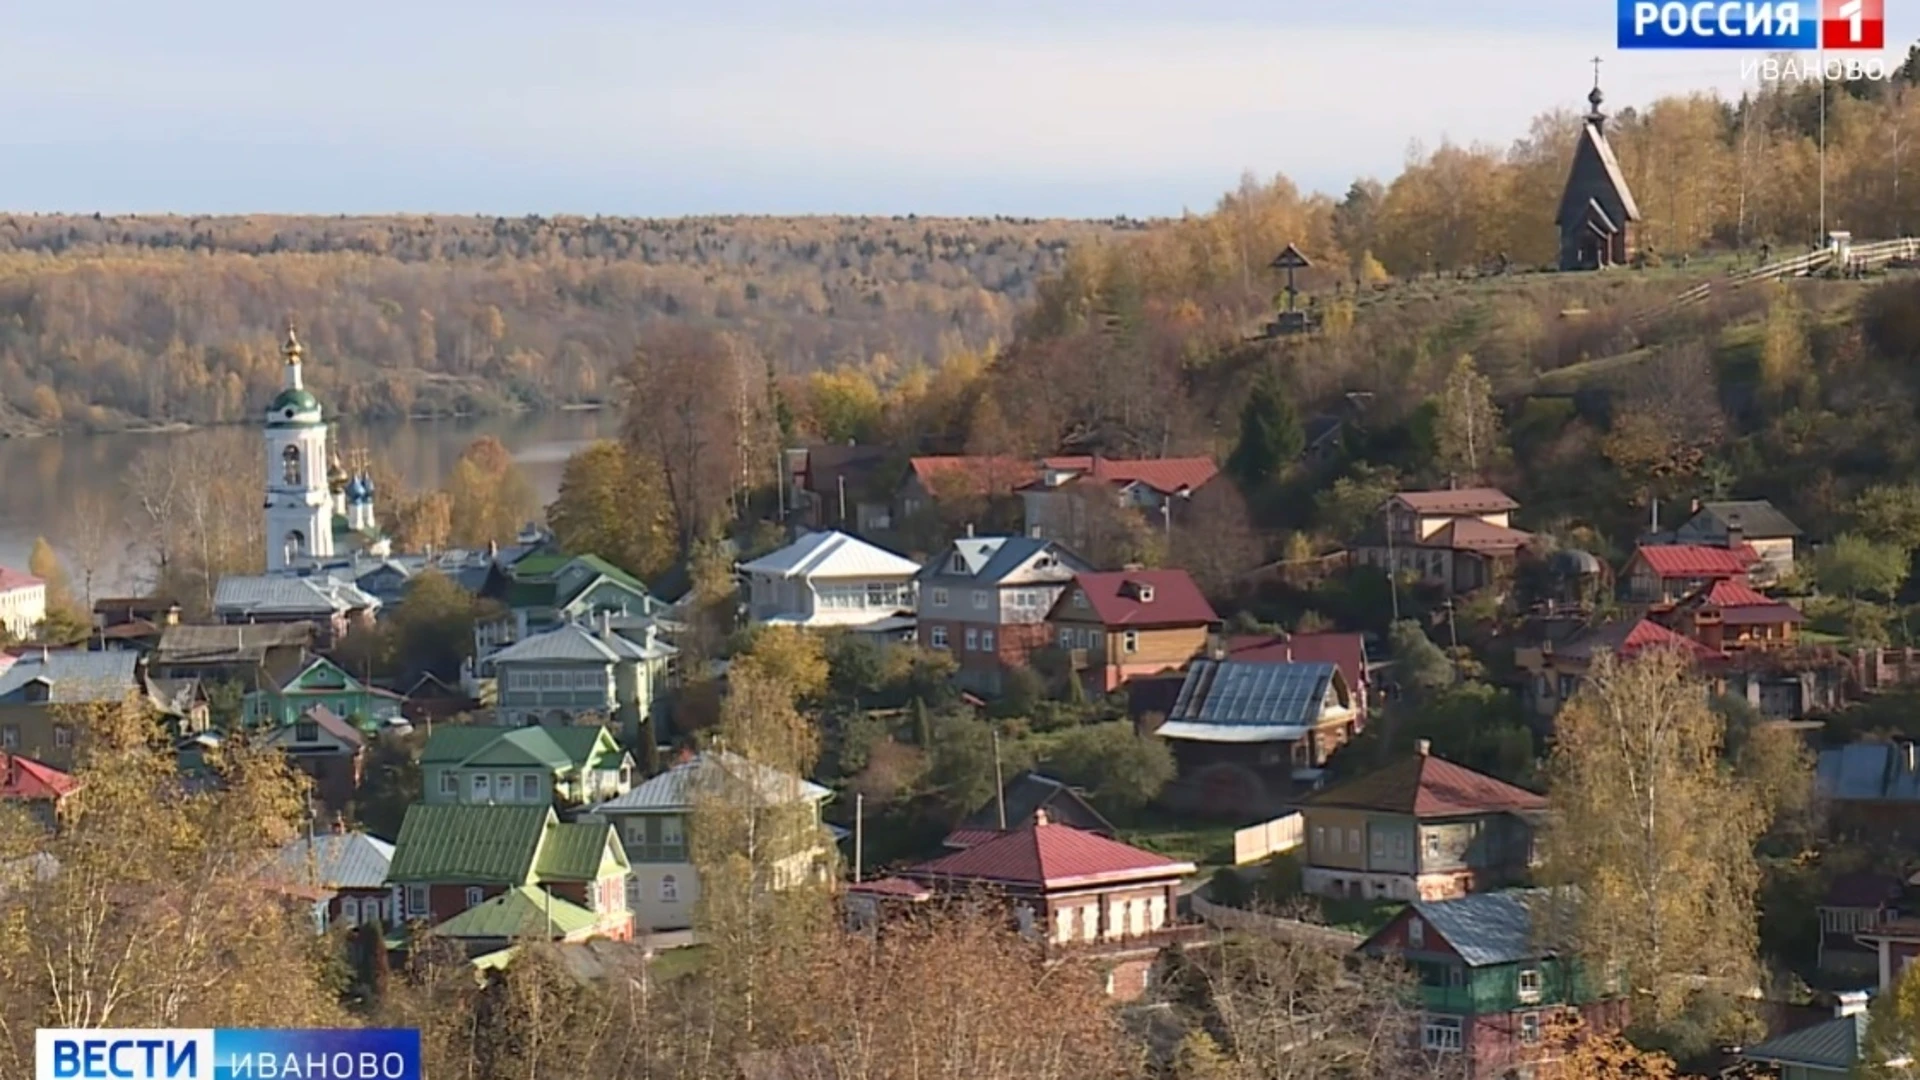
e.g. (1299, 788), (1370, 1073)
(583, 750), (834, 933)
(486, 616), (676, 744)
(738, 530), (919, 637)
(0, 568), (46, 640)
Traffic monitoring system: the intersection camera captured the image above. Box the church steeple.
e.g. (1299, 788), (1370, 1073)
(1587, 56), (1607, 131)
(264, 315), (335, 572)
(282, 320), (305, 389)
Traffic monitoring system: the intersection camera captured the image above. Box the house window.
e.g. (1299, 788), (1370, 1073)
(1348, 828), (1361, 853)
(294, 720), (318, 742)
(1123, 630), (1139, 653)
(52, 725), (72, 749)
(1058, 627), (1073, 648)
(1422, 1017), (1462, 1052)
(340, 897), (360, 926)
(1425, 833), (1440, 857)
(972, 590), (989, 610)
(981, 630), (995, 651)
(1329, 829), (1341, 854)
(1517, 968), (1541, 1003)
(1520, 1012), (1541, 1045)
(1371, 832), (1385, 858)
(1312, 826), (1325, 854)
(661, 875), (679, 902)
(1, 726), (18, 750)
(1393, 833), (1407, 858)
(471, 774), (490, 801)
(965, 628), (979, 651)
(930, 626), (948, 650)
(1407, 917), (1424, 948)
(1073, 592), (1087, 608)
(466, 887), (485, 908)
(931, 588), (949, 607)
(439, 772), (458, 796)
(520, 774), (540, 802)
(406, 885), (429, 917)
(496, 774), (514, 802)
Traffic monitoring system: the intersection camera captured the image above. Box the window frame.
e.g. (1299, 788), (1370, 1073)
(931, 587), (949, 607)
(406, 885), (429, 917)
(930, 625), (948, 650)
(1517, 967), (1542, 1003)
(1421, 1016), (1462, 1053)
(465, 886), (485, 909)
(1122, 629), (1139, 653)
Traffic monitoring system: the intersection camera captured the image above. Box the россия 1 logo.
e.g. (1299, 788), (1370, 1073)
(1618, 0), (1885, 48)
(35, 1029), (422, 1080)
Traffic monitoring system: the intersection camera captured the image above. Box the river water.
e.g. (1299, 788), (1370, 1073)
(0, 409), (621, 596)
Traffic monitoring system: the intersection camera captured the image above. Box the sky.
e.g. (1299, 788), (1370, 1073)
(1, 0), (1911, 218)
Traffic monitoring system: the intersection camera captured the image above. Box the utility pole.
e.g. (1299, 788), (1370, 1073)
(1820, 39), (1829, 242)
(1385, 504), (1401, 622)
(837, 473), (847, 525)
(853, 792), (864, 883)
(991, 729), (1007, 831)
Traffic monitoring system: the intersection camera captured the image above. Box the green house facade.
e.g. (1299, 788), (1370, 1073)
(419, 723), (633, 810)
(1360, 889), (1627, 1079)
(244, 656), (404, 730)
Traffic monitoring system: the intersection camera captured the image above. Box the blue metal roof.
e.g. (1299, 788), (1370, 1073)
(1819, 743), (1920, 803)
(1162, 660), (1339, 743)
(1376, 888), (1572, 967)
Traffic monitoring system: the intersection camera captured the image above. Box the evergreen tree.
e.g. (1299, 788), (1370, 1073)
(1226, 376), (1304, 489)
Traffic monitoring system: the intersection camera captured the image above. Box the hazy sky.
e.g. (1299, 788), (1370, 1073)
(3, 0), (1909, 217)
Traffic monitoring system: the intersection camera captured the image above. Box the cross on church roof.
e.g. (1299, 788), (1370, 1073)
(1591, 55), (1602, 90)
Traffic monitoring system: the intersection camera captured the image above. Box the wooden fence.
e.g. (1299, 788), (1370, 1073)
(1191, 893), (1365, 951)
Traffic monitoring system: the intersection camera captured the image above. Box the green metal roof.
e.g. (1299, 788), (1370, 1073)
(512, 552), (573, 578)
(419, 724), (616, 772)
(387, 804), (552, 885)
(534, 821), (620, 881)
(419, 726), (517, 766)
(430, 885), (596, 940)
(1739, 1013), (1867, 1072)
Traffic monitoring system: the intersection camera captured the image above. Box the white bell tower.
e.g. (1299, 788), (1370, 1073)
(264, 323), (336, 573)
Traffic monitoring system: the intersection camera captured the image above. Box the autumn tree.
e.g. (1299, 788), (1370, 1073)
(1434, 353), (1504, 481)
(388, 569), (490, 681)
(731, 625), (831, 706)
(1861, 962), (1920, 1080)
(60, 492), (120, 614)
(545, 440), (677, 580)
(1539, 648), (1764, 1032)
(624, 325), (767, 552)
(446, 436), (535, 548)
(1815, 532), (1910, 600)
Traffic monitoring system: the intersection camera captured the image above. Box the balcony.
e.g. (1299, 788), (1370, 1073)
(1417, 985), (1481, 1012)
(1043, 922), (1210, 960)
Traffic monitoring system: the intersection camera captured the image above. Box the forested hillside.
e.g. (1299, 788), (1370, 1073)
(0, 214), (1135, 433)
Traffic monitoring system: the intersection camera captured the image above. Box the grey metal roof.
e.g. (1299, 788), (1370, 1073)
(488, 622), (655, 666)
(738, 530), (919, 580)
(1740, 1013), (1867, 1071)
(1818, 743), (1920, 803)
(589, 750), (829, 814)
(155, 623), (312, 662)
(213, 574), (379, 617)
(918, 536), (1084, 586)
(1402, 888), (1568, 967)
(267, 832), (395, 891)
(1161, 660), (1339, 743)
(0, 650), (139, 704)
(1680, 499), (1803, 541)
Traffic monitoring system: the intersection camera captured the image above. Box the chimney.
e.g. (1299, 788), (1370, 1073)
(1907, 742), (1917, 773)
(1837, 990), (1871, 1018)
(1416, 739), (1432, 757)
(1724, 514), (1744, 552)
(644, 624), (658, 651)
(1691, 497), (1702, 515)
(1033, 808), (1051, 827)
(965, 522), (974, 538)
(331, 814), (346, 835)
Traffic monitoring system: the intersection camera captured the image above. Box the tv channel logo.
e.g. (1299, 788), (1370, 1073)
(36, 1029), (422, 1080)
(1619, 0), (1885, 49)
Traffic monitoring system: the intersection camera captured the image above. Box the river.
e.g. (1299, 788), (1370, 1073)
(0, 409), (622, 597)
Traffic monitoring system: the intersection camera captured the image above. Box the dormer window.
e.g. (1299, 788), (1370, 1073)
(294, 720), (319, 743)
(949, 554), (968, 574)
(22, 680), (49, 704)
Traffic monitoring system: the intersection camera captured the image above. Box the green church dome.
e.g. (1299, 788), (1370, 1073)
(268, 387), (321, 421)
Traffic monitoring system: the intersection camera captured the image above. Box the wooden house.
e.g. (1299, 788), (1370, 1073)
(1045, 569), (1218, 696)
(942, 771), (1115, 849)
(1150, 658), (1361, 818)
(264, 826), (397, 931)
(1351, 489), (1533, 594)
(256, 705), (367, 817)
(0, 751), (78, 830)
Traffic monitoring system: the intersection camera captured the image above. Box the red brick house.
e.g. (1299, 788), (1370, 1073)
(0, 751), (77, 829)
(898, 811), (1201, 999)
(1046, 569), (1218, 696)
(915, 534), (1091, 695)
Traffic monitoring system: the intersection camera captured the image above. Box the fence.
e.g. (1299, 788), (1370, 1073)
(1232, 813), (1304, 866)
(1190, 893), (1365, 951)
(1631, 236), (1920, 330)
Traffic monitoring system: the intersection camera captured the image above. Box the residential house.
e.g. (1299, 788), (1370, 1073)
(1016, 455), (1220, 550)
(430, 884), (606, 954)
(942, 770), (1115, 849)
(0, 751), (78, 829)
(1514, 618), (1719, 719)
(1621, 543), (1759, 605)
(896, 455), (1038, 524)
(256, 706), (367, 816)
(473, 552), (666, 660)
(420, 723), (633, 811)
(583, 750), (834, 933)
(484, 618), (675, 740)
(91, 596), (180, 652)
(1150, 659), (1361, 818)
(1817, 873), (1903, 977)
(0, 649), (143, 770)
(1045, 569), (1218, 696)
(915, 534), (1090, 694)
(264, 827), (397, 931)
(1659, 579), (1804, 651)
(1298, 741), (1546, 902)
(0, 567), (46, 639)
(1358, 889), (1627, 1078)
(1226, 632), (1372, 719)
(1671, 498), (1802, 579)
(739, 530), (919, 637)
(786, 443), (897, 533)
(1818, 742), (1920, 843)
(1351, 489), (1534, 594)
(148, 623), (312, 690)
(1736, 992), (1873, 1080)
(211, 574), (380, 647)
(245, 655), (404, 730)
(400, 672), (478, 727)
(898, 812), (1200, 1000)
(385, 802), (632, 939)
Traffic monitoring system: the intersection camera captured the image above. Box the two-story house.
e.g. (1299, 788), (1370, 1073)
(1151, 658), (1361, 817)
(1514, 618), (1719, 720)
(1016, 456), (1220, 550)
(1298, 741), (1546, 901)
(1621, 543), (1759, 605)
(1816, 872), (1903, 977)
(1660, 579), (1804, 651)
(1351, 489), (1533, 593)
(484, 618), (675, 739)
(245, 655), (404, 730)
(915, 534), (1090, 694)
(895, 811), (1201, 1000)
(1046, 569), (1218, 696)
(0, 751), (78, 830)
(384, 802), (632, 939)
(256, 705), (366, 816)
(148, 623), (313, 692)
(0, 566), (46, 639)
(583, 750), (834, 933)
(265, 826), (397, 931)
(739, 530), (920, 638)
(0, 649), (144, 770)
(473, 552), (665, 661)
(1359, 889), (1627, 1078)
(1670, 498), (1801, 579)
(211, 573), (380, 648)
(420, 723), (632, 811)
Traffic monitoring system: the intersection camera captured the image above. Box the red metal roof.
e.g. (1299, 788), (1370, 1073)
(905, 816), (1194, 889)
(1228, 632), (1368, 692)
(1043, 455), (1219, 494)
(1619, 618), (1722, 659)
(1302, 750), (1546, 818)
(907, 456), (1039, 496)
(1392, 488), (1518, 515)
(847, 876), (934, 900)
(1420, 518), (1534, 553)
(1633, 544), (1759, 578)
(0, 752), (78, 801)
(1693, 580), (1805, 626)
(1062, 569), (1217, 628)
(0, 567), (44, 593)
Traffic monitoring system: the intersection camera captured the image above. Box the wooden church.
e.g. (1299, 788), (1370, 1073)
(1555, 77), (1641, 271)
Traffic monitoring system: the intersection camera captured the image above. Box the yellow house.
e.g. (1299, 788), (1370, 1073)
(1045, 570), (1217, 696)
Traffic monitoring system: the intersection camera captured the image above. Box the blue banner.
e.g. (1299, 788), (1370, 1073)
(37, 1029), (423, 1080)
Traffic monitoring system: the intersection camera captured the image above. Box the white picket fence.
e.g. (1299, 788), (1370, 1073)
(1190, 893), (1364, 951)
(1632, 235), (1920, 328)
